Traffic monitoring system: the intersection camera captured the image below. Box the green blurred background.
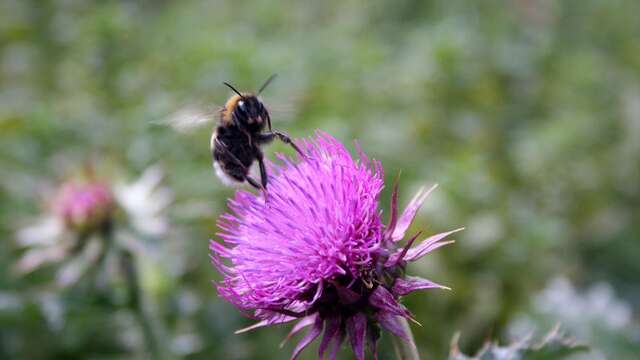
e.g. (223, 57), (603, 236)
(1, 0), (639, 358)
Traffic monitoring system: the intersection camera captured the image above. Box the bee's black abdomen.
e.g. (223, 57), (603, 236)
(213, 125), (258, 183)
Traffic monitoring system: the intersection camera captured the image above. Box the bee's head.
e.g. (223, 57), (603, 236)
(232, 95), (268, 131)
(223, 75), (276, 131)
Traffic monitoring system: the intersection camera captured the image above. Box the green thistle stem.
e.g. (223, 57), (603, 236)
(121, 249), (160, 359)
(391, 317), (420, 360)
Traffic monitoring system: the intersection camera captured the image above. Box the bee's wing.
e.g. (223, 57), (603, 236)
(151, 104), (220, 132)
(259, 94), (305, 121)
(265, 102), (296, 120)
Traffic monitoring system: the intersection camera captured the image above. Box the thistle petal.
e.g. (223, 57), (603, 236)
(391, 184), (438, 241)
(384, 174), (401, 239)
(318, 315), (341, 358)
(279, 315), (317, 347)
(401, 228), (463, 262)
(384, 231), (421, 268)
(368, 324), (381, 360)
(291, 315), (323, 360)
(15, 217), (64, 247)
(392, 276), (450, 296)
(56, 237), (103, 287)
(327, 326), (345, 360)
(346, 313), (367, 360)
(16, 246), (67, 274)
(368, 286), (410, 318)
(235, 320), (273, 334)
(374, 311), (410, 341)
(236, 313), (297, 334)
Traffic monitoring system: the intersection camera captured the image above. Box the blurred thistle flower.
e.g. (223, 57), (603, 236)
(51, 180), (115, 233)
(211, 132), (463, 359)
(15, 164), (172, 287)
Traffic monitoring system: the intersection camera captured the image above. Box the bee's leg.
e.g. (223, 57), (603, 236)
(255, 132), (274, 144)
(266, 112), (272, 132)
(241, 129), (253, 147)
(244, 176), (262, 190)
(215, 138), (247, 170)
(216, 138), (267, 197)
(256, 150), (268, 189)
(245, 174), (269, 201)
(275, 131), (306, 158)
(257, 131), (306, 158)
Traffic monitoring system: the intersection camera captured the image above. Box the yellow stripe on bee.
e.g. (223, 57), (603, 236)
(221, 94), (242, 123)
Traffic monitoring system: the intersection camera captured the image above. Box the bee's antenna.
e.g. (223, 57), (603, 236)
(257, 74), (277, 95)
(223, 82), (244, 98)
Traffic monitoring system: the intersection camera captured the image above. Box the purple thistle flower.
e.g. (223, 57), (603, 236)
(211, 132), (463, 360)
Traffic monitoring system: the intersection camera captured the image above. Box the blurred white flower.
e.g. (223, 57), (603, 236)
(509, 276), (639, 359)
(114, 164), (172, 238)
(532, 277), (632, 332)
(15, 164), (172, 288)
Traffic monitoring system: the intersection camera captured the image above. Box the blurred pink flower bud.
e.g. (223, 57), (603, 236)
(51, 181), (115, 233)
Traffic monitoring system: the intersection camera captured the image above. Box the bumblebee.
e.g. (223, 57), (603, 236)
(211, 75), (304, 191)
